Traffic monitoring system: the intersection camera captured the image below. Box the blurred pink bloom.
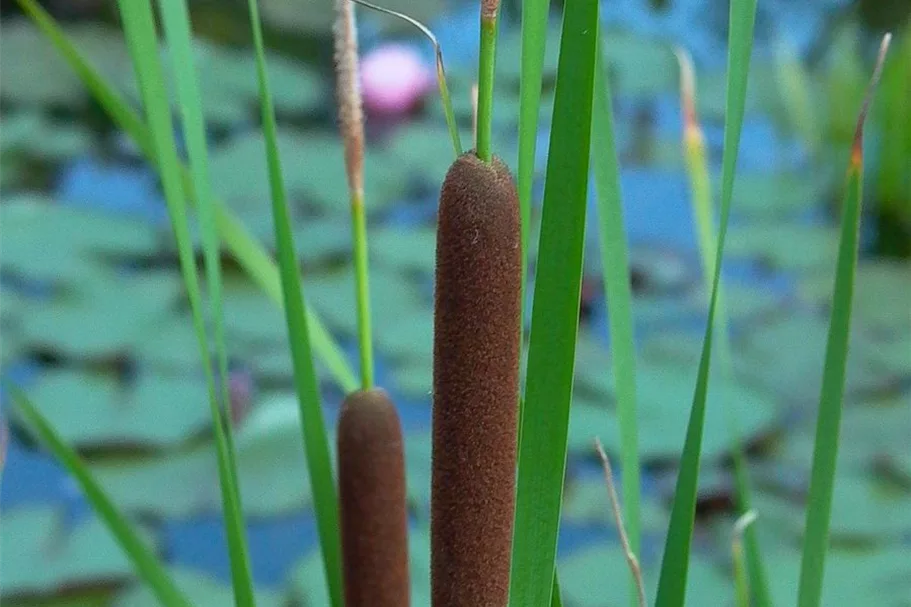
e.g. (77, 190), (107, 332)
(360, 44), (434, 116)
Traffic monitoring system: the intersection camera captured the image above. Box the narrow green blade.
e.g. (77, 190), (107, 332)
(516, 0), (548, 283)
(591, 26), (642, 603)
(508, 0), (600, 603)
(114, 2), (256, 604)
(245, 1), (342, 605)
(797, 34), (892, 607)
(653, 0), (757, 604)
(13, 0), (358, 395)
(7, 387), (192, 607)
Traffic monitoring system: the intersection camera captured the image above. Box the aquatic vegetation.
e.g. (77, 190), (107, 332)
(1, 1), (909, 607)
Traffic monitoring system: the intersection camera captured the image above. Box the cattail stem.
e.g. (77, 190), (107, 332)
(432, 152), (521, 606)
(338, 389), (410, 606)
(476, 0), (501, 162)
(334, 0), (375, 389)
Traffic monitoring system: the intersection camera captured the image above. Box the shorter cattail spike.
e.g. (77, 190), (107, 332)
(338, 388), (410, 607)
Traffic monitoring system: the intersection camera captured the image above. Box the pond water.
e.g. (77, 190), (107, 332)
(1, 0), (909, 605)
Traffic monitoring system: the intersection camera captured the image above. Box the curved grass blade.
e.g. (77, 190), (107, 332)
(7, 386), (193, 607)
(245, 1), (342, 604)
(797, 34), (892, 607)
(348, 0), (461, 158)
(13, 0), (358, 395)
(653, 0), (757, 604)
(508, 0), (600, 603)
(675, 46), (771, 607)
(115, 2), (256, 604)
(591, 27), (643, 604)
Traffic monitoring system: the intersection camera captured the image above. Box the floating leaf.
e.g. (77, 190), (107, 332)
(207, 132), (409, 213)
(368, 226), (438, 275)
(288, 524), (431, 606)
(1, 110), (93, 159)
(725, 223), (839, 272)
(19, 368), (212, 448)
(558, 543), (734, 607)
(765, 546), (911, 606)
(375, 310), (434, 361)
(391, 359), (432, 399)
(0, 506), (149, 598)
(562, 474), (667, 530)
(0, 196), (162, 284)
(727, 171), (833, 219)
(112, 568), (285, 607)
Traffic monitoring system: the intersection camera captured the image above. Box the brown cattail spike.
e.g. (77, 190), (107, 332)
(338, 388), (410, 607)
(432, 152), (522, 606)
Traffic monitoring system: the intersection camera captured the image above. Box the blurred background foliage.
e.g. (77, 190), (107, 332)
(0, 0), (909, 605)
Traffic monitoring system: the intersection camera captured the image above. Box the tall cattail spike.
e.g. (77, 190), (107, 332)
(432, 152), (522, 606)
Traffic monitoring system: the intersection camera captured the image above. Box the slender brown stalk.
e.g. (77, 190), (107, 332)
(432, 152), (522, 606)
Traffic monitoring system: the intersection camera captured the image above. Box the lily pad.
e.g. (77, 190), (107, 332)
(21, 271), (184, 359)
(751, 472), (911, 543)
(728, 171), (832, 219)
(762, 546), (911, 606)
(207, 132), (408, 214)
(0, 21), (135, 107)
(558, 542), (733, 607)
(1, 110), (93, 160)
(91, 394), (322, 517)
(288, 524), (431, 606)
(403, 430), (432, 513)
(375, 310), (434, 361)
(579, 362), (781, 461)
(725, 223), (839, 272)
(1, 196), (162, 284)
(112, 568), (285, 607)
(562, 474), (667, 531)
(20, 368), (213, 449)
(392, 359), (433, 400)
(0, 506), (149, 598)
(369, 225), (438, 275)
(307, 267), (426, 338)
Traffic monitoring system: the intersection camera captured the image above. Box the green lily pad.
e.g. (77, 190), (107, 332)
(20, 368), (212, 449)
(728, 171), (833, 219)
(737, 311), (892, 404)
(375, 310), (434, 361)
(307, 267), (426, 338)
(682, 281), (790, 322)
(369, 225), (438, 275)
(1, 110), (93, 159)
(288, 524), (431, 606)
(0, 196), (162, 284)
(601, 30), (677, 97)
(91, 394), (321, 517)
(403, 430), (432, 513)
(752, 472), (911, 543)
(577, 362), (780, 462)
(260, 0), (443, 33)
(383, 123), (467, 189)
(207, 132), (408, 214)
(112, 568), (285, 607)
(762, 546), (911, 606)
(392, 359), (433, 400)
(21, 271), (184, 359)
(0, 506), (150, 598)
(562, 474), (668, 531)
(0, 22), (135, 107)
(558, 542), (733, 607)
(725, 223), (839, 272)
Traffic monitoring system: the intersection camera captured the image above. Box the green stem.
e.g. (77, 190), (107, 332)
(476, 11), (499, 162)
(437, 57), (463, 158)
(351, 189), (374, 389)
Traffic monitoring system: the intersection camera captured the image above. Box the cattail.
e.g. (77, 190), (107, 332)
(431, 152), (521, 606)
(337, 388), (410, 607)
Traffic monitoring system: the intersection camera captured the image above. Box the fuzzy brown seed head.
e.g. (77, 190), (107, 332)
(432, 152), (521, 606)
(338, 388), (410, 607)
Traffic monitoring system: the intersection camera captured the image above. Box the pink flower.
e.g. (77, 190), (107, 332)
(360, 44), (434, 116)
